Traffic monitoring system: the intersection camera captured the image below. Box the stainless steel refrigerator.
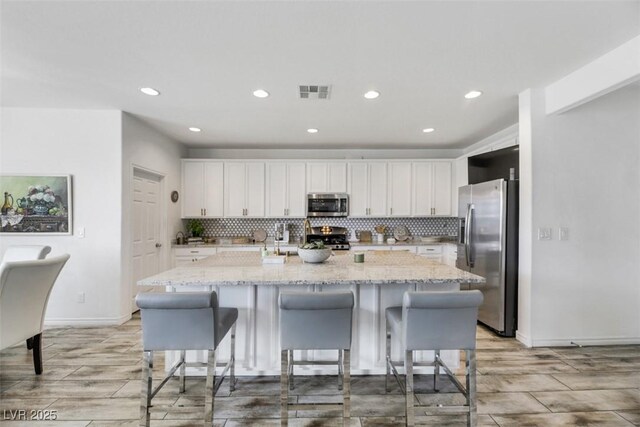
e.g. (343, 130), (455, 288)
(457, 178), (519, 337)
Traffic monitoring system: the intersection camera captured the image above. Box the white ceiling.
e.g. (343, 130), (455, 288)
(2, 1), (639, 149)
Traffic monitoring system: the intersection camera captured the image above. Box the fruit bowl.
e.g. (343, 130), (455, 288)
(297, 248), (332, 263)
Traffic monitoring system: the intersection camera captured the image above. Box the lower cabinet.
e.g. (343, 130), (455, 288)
(174, 247), (217, 266)
(417, 245), (444, 263)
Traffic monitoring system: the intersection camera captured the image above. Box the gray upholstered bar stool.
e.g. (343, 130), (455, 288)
(385, 290), (483, 427)
(136, 291), (238, 427)
(279, 291), (354, 427)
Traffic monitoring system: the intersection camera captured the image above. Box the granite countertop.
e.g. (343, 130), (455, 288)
(139, 250), (483, 287)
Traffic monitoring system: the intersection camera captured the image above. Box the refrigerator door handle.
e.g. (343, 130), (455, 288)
(464, 204), (471, 267)
(467, 204), (475, 268)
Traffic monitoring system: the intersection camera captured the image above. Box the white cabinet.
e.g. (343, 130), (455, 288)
(174, 247), (217, 266)
(412, 162), (452, 216)
(181, 160), (224, 218)
(387, 162), (412, 217)
(266, 162), (306, 218)
(224, 162), (265, 217)
(306, 162), (347, 193)
(445, 244), (458, 267)
(347, 162), (387, 217)
(417, 245), (444, 263)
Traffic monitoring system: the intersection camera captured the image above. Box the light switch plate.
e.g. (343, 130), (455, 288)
(78, 227), (85, 238)
(538, 227), (552, 240)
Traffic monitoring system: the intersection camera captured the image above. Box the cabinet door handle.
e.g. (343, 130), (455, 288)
(390, 207), (393, 215)
(204, 208), (207, 216)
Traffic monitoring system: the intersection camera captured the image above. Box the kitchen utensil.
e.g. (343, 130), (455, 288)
(374, 224), (387, 234)
(393, 225), (410, 241)
(175, 231), (186, 245)
(232, 237), (250, 244)
(253, 228), (267, 242)
(359, 230), (372, 242)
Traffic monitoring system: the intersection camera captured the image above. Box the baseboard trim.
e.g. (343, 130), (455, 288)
(515, 331), (532, 347)
(44, 313), (131, 327)
(531, 336), (640, 347)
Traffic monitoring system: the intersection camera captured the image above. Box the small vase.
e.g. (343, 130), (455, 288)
(33, 205), (48, 215)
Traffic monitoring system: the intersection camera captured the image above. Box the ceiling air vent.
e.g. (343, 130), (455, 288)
(299, 85), (331, 100)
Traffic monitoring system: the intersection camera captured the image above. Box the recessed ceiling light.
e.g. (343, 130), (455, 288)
(253, 89), (270, 98)
(140, 87), (160, 96)
(464, 90), (483, 99)
(188, 127), (201, 132)
(307, 128), (319, 134)
(422, 128), (435, 133)
(364, 90), (380, 99)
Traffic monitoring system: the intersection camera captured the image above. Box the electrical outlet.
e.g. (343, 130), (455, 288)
(559, 227), (569, 241)
(76, 292), (85, 303)
(538, 227), (552, 241)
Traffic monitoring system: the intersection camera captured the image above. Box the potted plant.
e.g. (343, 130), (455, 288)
(297, 240), (332, 263)
(187, 219), (204, 238)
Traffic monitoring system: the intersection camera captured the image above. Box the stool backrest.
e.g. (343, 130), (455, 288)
(279, 291), (354, 350)
(402, 290), (483, 351)
(136, 292), (218, 351)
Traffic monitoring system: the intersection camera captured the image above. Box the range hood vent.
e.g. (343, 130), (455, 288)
(299, 85), (331, 99)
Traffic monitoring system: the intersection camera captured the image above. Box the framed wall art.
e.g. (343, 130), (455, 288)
(0, 174), (73, 235)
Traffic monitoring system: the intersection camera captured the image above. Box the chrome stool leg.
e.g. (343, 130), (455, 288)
(179, 350), (186, 393)
(280, 350), (289, 427)
(405, 350), (415, 427)
(467, 350), (477, 427)
(139, 351), (153, 427)
(230, 323), (237, 392)
(204, 349), (217, 426)
(288, 350), (294, 391)
(343, 349), (351, 426)
(434, 350), (440, 392)
(338, 349), (344, 391)
(385, 320), (392, 393)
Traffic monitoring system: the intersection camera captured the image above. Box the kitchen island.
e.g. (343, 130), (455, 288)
(138, 250), (484, 376)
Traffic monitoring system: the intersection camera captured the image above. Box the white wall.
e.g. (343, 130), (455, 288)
(121, 113), (186, 314)
(0, 108), (126, 325)
(520, 84), (640, 346)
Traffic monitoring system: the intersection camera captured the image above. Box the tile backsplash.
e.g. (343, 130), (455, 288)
(187, 217), (459, 240)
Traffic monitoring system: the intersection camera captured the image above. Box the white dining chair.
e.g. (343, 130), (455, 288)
(0, 255), (70, 374)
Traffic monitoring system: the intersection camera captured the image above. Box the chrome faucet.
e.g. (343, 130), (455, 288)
(303, 218), (312, 245)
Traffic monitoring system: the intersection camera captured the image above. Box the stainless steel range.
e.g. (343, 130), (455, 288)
(305, 226), (351, 250)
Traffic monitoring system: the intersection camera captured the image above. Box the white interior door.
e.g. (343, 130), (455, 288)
(132, 170), (164, 312)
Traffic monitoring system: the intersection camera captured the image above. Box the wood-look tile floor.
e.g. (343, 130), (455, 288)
(1, 316), (639, 426)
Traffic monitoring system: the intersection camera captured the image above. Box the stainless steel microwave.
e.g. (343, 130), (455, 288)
(306, 193), (349, 217)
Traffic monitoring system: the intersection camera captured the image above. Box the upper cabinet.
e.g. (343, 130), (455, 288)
(224, 162), (265, 217)
(181, 160), (224, 218)
(306, 162), (347, 193)
(182, 159), (453, 219)
(266, 162), (306, 218)
(387, 162), (412, 216)
(348, 162), (387, 217)
(412, 161), (452, 216)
